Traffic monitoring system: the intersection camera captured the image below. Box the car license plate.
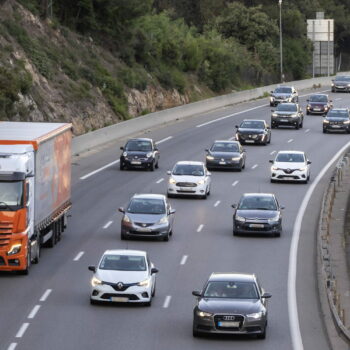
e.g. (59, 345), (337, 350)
(180, 187), (193, 191)
(314, 108), (320, 111)
(131, 161), (142, 165)
(218, 321), (240, 327)
(111, 297), (128, 302)
(219, 161), (226, 165)
(331, 125), (340, 128)
(245, 140), (254, 143)
(138, 227), (152, 232)
(250, 223), (264, 228)
(284, 176), (294, 180)
(280, 119), (288, 122)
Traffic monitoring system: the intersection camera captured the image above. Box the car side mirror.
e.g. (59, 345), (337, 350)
(88, 266), (96, 273)
(169, 208), (176, 214)
(151, 268), (159, 274)
(118, 207), (125, 213)
(235, 125), (239, 128)
(154, 147), (159, 151)
(207, 172), (211, 176)
(192, 290), (201, 297)
(271, 109), (275, 112)
(269, 160), (274, 163)
(266, 125), (270, 129)
(307, 160), (312, 164)
(205, 149), (209, 152)
(330, 100), (333, 102)
(280, 206), (285, 210)
(231, 204), (237, 209)
(120, 146), (124, 150)
(270, 91), (273, 94)
(167, 170), (171, 175)
(306, 99), (309, 102)
(262, 292), (272, 299)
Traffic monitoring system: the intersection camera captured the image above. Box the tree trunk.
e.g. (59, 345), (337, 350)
(41, 0), (48, 19)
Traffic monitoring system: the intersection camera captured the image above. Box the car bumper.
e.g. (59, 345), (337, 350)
(206, 159), (241, 169)
(236, 135), (266, 144)
(332, 86), (350, 92)
(167, 183), (207, 196)
(307, 108), (328, 114)
(323, 124), (350, 132)
(271, 170), (308, 182)
(121, 158), (154, 168)
(271, 117), (299, 126)
(234, 221), (281, 235)
(121, 223), (170, 238)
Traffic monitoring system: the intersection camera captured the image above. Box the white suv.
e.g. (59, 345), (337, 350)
(269, 151), (311, 183)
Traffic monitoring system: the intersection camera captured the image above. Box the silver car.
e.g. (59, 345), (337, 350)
(192, 273), (271, 339)
(119, 194), (175, 241)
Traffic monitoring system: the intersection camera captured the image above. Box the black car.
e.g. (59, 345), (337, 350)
(235, 120), (271, 145)
(192, 273), (271, 338)
(306, 94), (332, 115)
(120, 138), (159, 170)
(271, 103), (303, 129)
(205, 140), (246, 171)
(323, 108), (350, 133)
(331, 75), (350, 92)
(232, 193), (283, 237)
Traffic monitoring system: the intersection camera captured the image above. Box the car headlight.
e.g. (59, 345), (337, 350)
(307, 105), (311, 109)
(290, 113), (297, 118)
(138, 278), (151, 287)
(235, 215), (246, 222)
(206, 155), (214, 160)
(324, 106), (328, 110)
(331, 82), (334, 86)
(268, 215), (280, 224)
(7, 243), (22, 256)
(343, 120), (350, 124)
(298, 167), (307, 171)
(232, 156), (241, 161)
(323, 120), (330, 124)
(270, 96), (275, 101)
(123, 215), (131, 223)
(272, 113), (278, 117)
(91, 276), (102, 287)
(347, 84), (350, 87)
(271, 166), (279, 171)
(146, 152), (153, 158)
(157, 216), (168, 225)
(169, 177), (176, 184)
(197, 179), (205, 185)
(197, 310), (213, 317)
(247, 311), (263, 319)
(123, 152), (128, 157)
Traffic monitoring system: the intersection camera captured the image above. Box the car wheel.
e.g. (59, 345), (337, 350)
(163, 233), (169, 241)
(152, 283), (156, 297)
(167, 192), (173, 198)
(90, 298), (98, 305)
(306, 111), (309, 115)
(120, 162), (124, 170)
(233, 230), (238, 236)
(300, 120), (303, 128)
(295, 123), (299, 130)
(257, 324), (267, 339)
(270, 178), (275, 183)
(33, 239), (40, 264)
(121, 232), (127, 240)
(275, 231), (281, 237)
(193, 326), (200, 338)
(149, 161), (155, 171)
(323, 129), (327, 134)
(242, 160), (245, 169)
(144, 298), (152, 307)
(268, 135), (271, 144)
(202, 193), (207, 199)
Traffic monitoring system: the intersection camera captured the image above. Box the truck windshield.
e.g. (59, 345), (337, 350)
(0, 181), (23, 210)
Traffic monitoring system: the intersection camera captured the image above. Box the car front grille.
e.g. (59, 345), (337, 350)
(134, 222), (154, 227)
(100, 293), (139, 300)
(176, 182), (197, 187)
(214, 315), (244, 330)
(282, 168), (298, 174)
(129, 230), (159, 235)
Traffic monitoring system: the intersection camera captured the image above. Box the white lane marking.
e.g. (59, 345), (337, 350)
(156, 178), (164, 184)
(232, 180), (239, 187)
(251, 164), (258, 169)
(15, 323), (29, 338)
(156, 136), (173, 145)
(305, 129), (310, 133)
(103, 221), (113, 229)
(80, 160), (119, 180)
(180, 255), (188, 265)
(196, 104), (268, 128)
(197, 224), (204, 232)
(8, 343), (17, 350)
(335, 97), (342, 101)
(287, 139), (294, 143)
(288, 139), (350, 350)
(214, 200), (221, 207)
(228, 136), (235, 141)
(163, 296), (172, 308)
(73, 251), (84, 261)
(28, 305), (41, 319)
(270, 150), (276, 155)
(40, 289), (52, 302)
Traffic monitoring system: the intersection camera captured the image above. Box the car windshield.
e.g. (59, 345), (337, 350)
(240, 121), (264, 129)
(274, 87), (292, 93)
(173, 164), (204, 176)
(127, 198), (166, 214)
(211, 142), (239, 152)
(0, 181), (23, 209)
(125, 140), (152, 152)
(204, 281), (259, 299)
(309, 95), (327, 102)
(276, 104), (297, 112)
(238, 196), (277, 210)
(276, 153), (304, 162)
(335, 76), (350, 82)
(327, 110), (349, 119)
(99, 254), (147, 271)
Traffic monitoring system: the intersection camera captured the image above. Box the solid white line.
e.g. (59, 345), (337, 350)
(214, 200), (221, 207)
(80, 160), (120, 180)
(103, 221), (113, 229)
(288, 139), (350, 350)
(28, 305), (41, 319)
(232, 180), (239, 187)
(335, 97), (342, 101)
(40, 289), (52, 302)
(180, 255), (188, 265)
(156, 136), (173, 144)
(197, 224), (204, 232)
(251, 164), (258, 169)
(15, 323), (29, 338)
(73, 251), (84, 261)
(287, 139), (294, 143)
(305, 129), (310, 133)
(7, 343), (17, 350)
(156, 178), (164, 184)
(196, 104), (268, 128)
(163, 295), (172, 308)
(270, 150), (276, 155)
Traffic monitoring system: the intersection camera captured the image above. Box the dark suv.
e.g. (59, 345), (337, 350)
(331, 75), (350, 92)
(323, 108), (350, 133)
(269, 86), (298, 106)
(235, 120), (271, 145)
(271, 103), (303, 129)
(120, 138), (160, 170)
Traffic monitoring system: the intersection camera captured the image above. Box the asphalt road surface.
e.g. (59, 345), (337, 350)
(2, 87), (349, 350)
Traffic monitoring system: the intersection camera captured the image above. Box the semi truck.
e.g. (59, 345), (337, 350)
(0, 122), (72, 274)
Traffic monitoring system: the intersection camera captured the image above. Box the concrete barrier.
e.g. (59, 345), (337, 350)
(72, 74), (344, 155)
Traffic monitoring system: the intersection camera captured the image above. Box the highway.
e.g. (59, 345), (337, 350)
(1, 87), (349, 350)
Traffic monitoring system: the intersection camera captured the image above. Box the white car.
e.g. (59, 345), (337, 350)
(89, 249), (158, 306)
(167, 161), (211, 199)
(269, 151), (311, 183)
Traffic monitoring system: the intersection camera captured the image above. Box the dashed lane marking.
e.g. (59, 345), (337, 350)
(214, 200), (221, 207)
(287, 139), (294, 143)
(39, 289), (52, 302)
(103, 221), (113, 229)
(73, 251), (84, 261)
(232, 180), (239, 187)
(180, 255), (188, 265)
(163, 296), (172, 308)
(28, 305), (41, 319)
(80, 160), (120, 180)
(156, 136), (173, 145)
(197, 224), (204, 232)
(270, 150), (276, 155)
(251, 164), (258, 169)
(8, 343), (17, 350)
(15, 323), (29, 338)
(156, 178), (164, 184)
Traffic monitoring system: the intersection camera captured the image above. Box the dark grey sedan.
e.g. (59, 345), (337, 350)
(235, 120), (271, 145)
(205, 140), (246, 171)
(331, 75), (350, 92)
(119, 194), (175, 241)
(192, 273), (271, 339)
(232, 193), (283, 237)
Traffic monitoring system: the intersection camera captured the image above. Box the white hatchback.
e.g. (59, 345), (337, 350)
(269, 151), (311, 183)
(89, 249), (158, 306)
(167, 161), (211, 198)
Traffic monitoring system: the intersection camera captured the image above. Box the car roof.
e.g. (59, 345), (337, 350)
(276, 150), (305, 155)
(329, 108), (349, 111)
(103, 249), (147, 257)
(213, 140), (240, 144)
(174, 161), (204, 166)
(132, 193), (166, 200)
(275, 85), (294, 89)
(310, 93), (328, 97)
(277, 102), (297, 106)
(242, 119), (265, 122)
(241, 193), (275, 198)
(126, 138), (153, 142)
(209, 273), (256, 282)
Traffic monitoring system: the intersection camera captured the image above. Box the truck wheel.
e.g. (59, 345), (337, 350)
(46, 230), (55, 248)
(33, 238), (40, 264)
(19, 250), (31, 275)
